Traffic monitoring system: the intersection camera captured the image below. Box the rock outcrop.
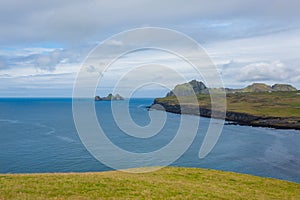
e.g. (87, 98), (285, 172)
(95, 93), (124, 101)
(166, 80), (208, 96)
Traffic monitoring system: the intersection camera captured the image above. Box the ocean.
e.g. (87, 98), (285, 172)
(0, 98), (299, 183)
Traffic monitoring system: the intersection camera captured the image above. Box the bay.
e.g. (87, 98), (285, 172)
(0, 98), (299, 183)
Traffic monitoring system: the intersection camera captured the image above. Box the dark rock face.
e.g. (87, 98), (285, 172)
(95, 96), (101, 101)
(150, 101), (300, 130)
(95, 93), (124, 101)
(189, 79), (207, 94)
(166, 80), (208, 97)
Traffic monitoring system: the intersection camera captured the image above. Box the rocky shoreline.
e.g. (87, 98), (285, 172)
(150, 100), (300, 130)
(150, 80), (300, 130)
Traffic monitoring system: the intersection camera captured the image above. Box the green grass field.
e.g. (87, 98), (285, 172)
(1, 167), (299, 199)
(155, 91), (300, 118)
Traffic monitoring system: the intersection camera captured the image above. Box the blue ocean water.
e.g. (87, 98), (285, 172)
(0, 98), (299, 183)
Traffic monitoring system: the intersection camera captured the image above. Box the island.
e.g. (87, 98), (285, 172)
(151, 80), (300, 130)
(95, 93), (124, 101)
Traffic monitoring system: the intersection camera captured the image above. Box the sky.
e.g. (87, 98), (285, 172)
(0, 0), (300, 97)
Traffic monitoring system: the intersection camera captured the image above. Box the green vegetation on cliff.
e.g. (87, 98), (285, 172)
(241, 83), (297, 93)
(1, 167), (299, 199)
(166, 80), (297, 96)
(153, 80), (300, 129)
(156, 91), (300, 118)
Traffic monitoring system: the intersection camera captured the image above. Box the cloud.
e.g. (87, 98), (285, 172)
(33, 49), (63, 71)
(0, 58), (9, 70)
(0, 45), (93, 72)
(238, 61), (296, 82)
(105, 39), (123, 46)
(86, 65), (97, 73)
(0, 74), (10, 78)
(0, 0), (299, 45)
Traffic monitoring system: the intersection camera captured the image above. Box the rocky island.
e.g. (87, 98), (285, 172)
(95, 93), (124, 101)
(151, 80), (300, 130)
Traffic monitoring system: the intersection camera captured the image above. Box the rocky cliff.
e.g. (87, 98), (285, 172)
(150, 80), (300, 130)
(151, 100), (300, 130)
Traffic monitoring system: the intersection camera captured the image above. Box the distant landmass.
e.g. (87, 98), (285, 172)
(166, 80), (297, 97)
(95, 93), (124, 101)
(152, 80), (300, 130)
(228, 83), (297, 93)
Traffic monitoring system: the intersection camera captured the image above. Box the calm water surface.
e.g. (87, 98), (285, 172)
(0, 98), (299, 183)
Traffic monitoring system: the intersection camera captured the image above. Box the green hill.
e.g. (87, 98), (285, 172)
(242, 83), (272, 92)
(166, 80), (207, 96)
(241, 83), (297, 92)
(272, 84), (298, 92)
(0, 167), (299, 199)
(165, 80), (298, 96)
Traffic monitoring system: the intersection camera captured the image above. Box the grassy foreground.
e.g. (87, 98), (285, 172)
(1, 167), (299, 199)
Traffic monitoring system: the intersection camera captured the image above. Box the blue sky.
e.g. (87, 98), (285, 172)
(0, 0), (299, 97)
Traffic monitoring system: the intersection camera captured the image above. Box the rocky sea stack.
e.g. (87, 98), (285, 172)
(95, 93), (124, 101)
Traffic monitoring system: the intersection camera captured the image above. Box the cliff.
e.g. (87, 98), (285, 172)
(151, 80), (300, 130)
(151, 100), (300, 130)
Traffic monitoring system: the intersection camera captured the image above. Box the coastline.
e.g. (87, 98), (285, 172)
(150, 100), (300, 130)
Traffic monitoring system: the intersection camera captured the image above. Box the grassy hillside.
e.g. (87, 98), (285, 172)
(155, 91), (300, 118)
(0, 167), (299, 199)
(226, 91), (300, 117)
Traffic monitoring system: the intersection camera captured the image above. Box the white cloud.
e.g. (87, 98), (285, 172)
(238, 61), (295, 82)
(105, 39), (123, 46)
(0, 45), (93, 72)
(33, 50), (62, 71)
